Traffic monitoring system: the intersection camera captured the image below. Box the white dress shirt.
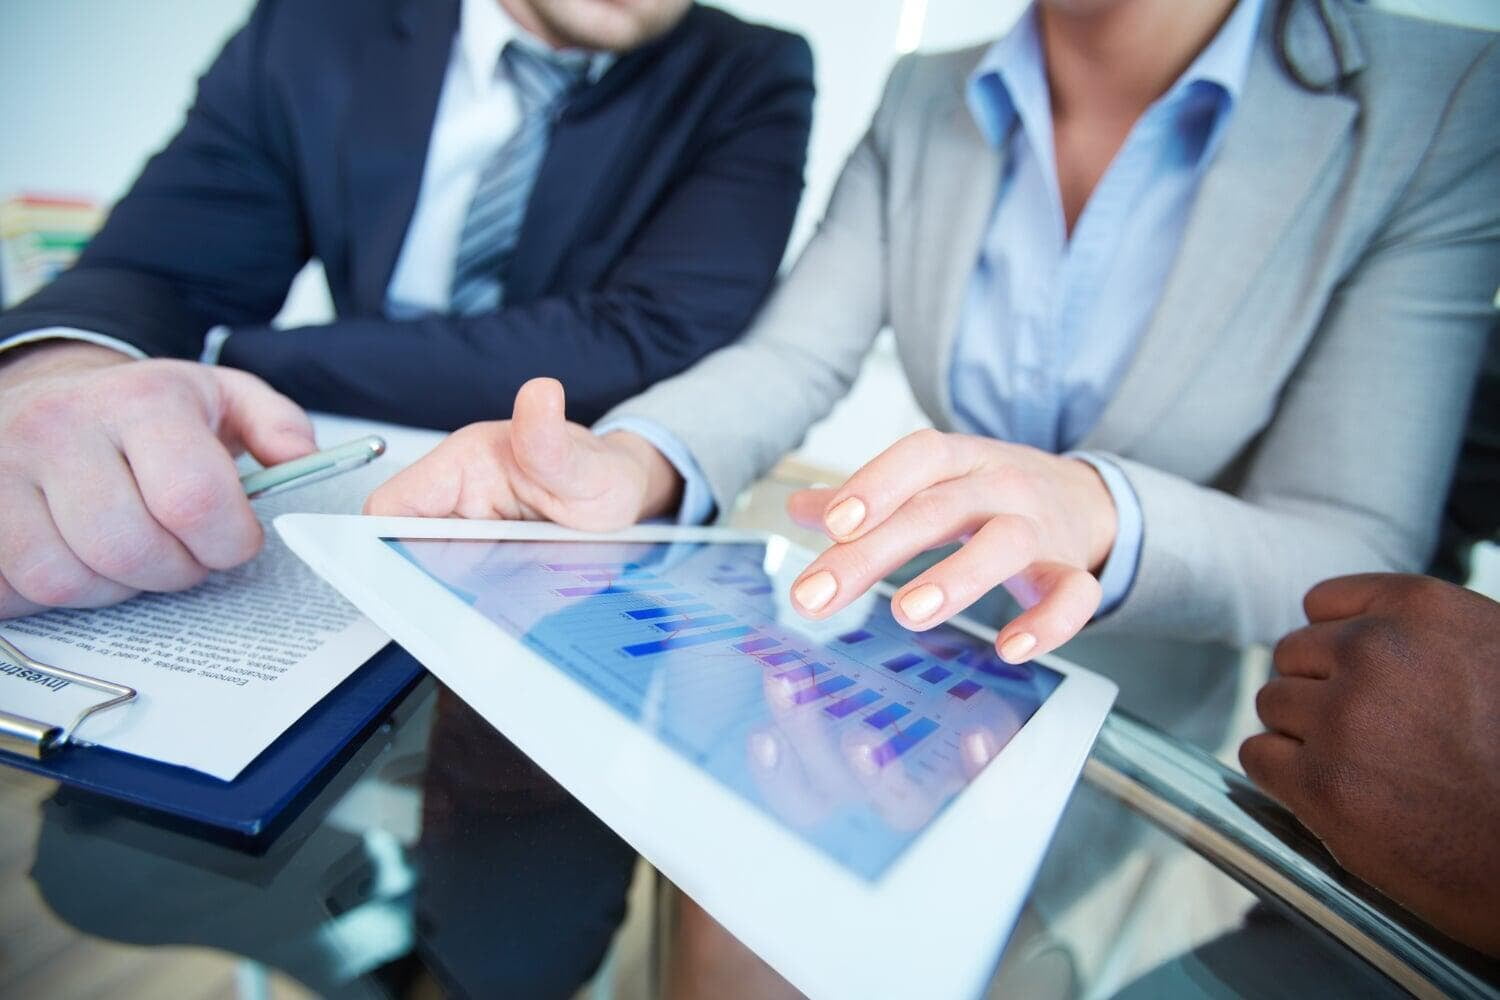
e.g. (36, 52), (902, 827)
(0, 0), (610, 361)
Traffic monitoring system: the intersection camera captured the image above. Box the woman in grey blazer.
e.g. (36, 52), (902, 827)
(371, 0), (1498, 666)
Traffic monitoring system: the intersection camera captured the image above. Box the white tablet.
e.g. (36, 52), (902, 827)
(277, 515), (1116, 999)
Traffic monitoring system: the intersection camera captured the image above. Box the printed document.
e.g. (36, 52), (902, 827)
(0, 412), (442, 780)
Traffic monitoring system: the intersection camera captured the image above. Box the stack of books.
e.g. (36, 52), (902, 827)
(0, 193), (103, 308)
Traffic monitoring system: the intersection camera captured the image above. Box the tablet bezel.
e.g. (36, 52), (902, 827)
(277, 514), (1117, 1000)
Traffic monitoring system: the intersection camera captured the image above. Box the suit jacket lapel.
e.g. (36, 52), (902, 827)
(343, 0), (457, 313)
(905, 70), (1002, 428)
(1080, 7), (1360, 454)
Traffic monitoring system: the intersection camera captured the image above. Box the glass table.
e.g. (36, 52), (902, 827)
(1, 474), (1496, 1000)
(7, 680), (1495, 1000)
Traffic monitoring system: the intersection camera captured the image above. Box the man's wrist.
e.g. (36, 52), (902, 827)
(604, 429), (684, 521)
(0, 340), (133, 387)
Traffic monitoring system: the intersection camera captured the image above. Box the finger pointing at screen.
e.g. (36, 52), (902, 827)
(783, 432), (1116, 663)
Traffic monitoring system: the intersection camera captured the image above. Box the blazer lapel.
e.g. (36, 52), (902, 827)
(343, 0), (457, 313)
(904, 71), (1002, 427)
(1081, 7), (1361, 454)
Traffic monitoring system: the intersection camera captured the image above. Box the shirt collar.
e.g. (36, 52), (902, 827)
(966, 9), (1043, 152)
(459, 0), (614, 95)
(966, 0), (1265, 152)
(1170, 0), (1263, 106)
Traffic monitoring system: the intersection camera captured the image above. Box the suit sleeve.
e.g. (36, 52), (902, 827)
(596, 57), (916, 512)
(1091, 40), (1500, 647)
(216, 33), (817, 430)
(1444, 330), (1500, 535)
(0, 0), (310, 357)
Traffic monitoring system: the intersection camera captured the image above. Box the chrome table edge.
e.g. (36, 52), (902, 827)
(1083, 712), (1497, 999)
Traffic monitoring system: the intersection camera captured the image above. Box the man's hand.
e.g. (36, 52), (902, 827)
(783, 431), (1118, 664)
(365, 377), (682, 527)
(1241, 573), (1500, 956)
(0, 341), (316, 619)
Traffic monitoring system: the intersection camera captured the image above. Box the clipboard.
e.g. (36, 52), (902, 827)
(0, 634), (139, 758)
(0, 638), (426, 843)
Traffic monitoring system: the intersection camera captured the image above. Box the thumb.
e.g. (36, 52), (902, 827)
(212, 367), (318, 465)
(510, 377), (614, 501)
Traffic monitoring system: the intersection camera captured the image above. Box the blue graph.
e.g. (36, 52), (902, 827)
(386, 537), (1064, 881)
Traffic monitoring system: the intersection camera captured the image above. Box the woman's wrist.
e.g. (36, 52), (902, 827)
(1065, 457), (1118, 575)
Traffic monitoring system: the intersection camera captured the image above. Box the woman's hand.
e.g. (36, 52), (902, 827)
(365, 378), (682, 527)
(786, 430), (1118, 662)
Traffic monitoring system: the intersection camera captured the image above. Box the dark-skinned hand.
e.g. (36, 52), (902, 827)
(1241, 573), (1500, 956)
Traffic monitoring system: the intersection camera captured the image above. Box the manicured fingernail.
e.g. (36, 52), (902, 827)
(793, 570), (836, 612)
(899, 583), (943, 622)
(999, 632), (1036, 663)
(824, 497), (866, 538)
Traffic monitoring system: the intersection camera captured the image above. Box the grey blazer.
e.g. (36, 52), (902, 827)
(604, 0), (1500, 647)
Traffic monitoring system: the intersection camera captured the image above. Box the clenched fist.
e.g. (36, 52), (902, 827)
(1242, 573), (1500, 955)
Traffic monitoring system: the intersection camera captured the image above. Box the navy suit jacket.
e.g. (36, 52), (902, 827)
(0, 0), (814, 430)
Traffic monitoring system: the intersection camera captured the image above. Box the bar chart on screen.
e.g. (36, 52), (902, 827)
(387, 536), (1064, 878)
(527, 553), (959, 767)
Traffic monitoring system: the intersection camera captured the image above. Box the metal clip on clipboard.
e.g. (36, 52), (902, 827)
(0, 634), (137, 760)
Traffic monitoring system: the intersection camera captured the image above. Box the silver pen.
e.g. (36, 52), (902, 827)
(239, 435), (387, 499)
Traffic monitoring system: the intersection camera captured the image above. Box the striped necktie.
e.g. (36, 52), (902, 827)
(448, 42), (587, 316)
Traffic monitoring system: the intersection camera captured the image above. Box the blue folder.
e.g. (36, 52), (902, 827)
(0, 644), (425, 841)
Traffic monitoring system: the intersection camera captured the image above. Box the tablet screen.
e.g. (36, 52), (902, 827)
(387, 536), (1063, 880)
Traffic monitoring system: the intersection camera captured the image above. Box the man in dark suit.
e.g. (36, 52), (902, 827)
(0, 0), (812, 618)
